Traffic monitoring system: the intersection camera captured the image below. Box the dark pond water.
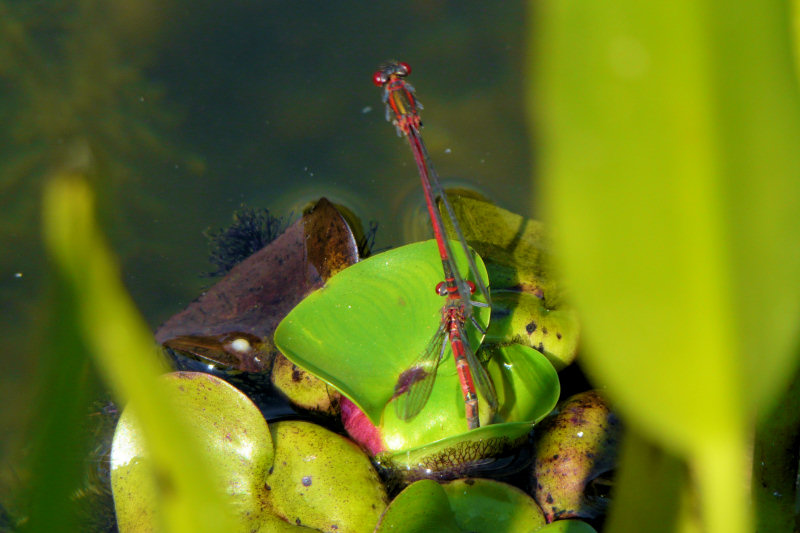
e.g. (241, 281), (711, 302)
(0, 0), (535, 500)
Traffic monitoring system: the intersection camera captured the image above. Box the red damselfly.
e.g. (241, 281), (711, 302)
(373, 61), (497, 430)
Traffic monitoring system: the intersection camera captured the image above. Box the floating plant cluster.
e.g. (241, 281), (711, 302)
(111, 194), (615, 532)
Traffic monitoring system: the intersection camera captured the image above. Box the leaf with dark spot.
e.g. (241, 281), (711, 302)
(531, 390), (621, 522)
(441, 195), (580, 370)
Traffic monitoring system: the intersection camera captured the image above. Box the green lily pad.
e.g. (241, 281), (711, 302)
(372, 333), (557, 453)
(442, 478), (546, 532)
(111, 372), (275, 532)
(374, 479), (461, 533)
(377, 351), (498, 451)
(111, 372), (386, 532)
(375, 478), (545, 533)
(274, 239), (490, 426)
(265, 420), (388, 532)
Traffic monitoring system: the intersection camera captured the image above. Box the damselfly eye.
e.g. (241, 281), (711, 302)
(397, 62), (411, 76)
(435, 281), (448, 296)
(372, 70), (388, 86)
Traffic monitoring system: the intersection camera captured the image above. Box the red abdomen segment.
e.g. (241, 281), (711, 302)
(449, 315), (480, 430)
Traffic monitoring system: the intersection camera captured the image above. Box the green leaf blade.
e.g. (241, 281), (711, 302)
(531, 1), (800, 531)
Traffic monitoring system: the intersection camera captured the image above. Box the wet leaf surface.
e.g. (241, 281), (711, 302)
(366, 343), (559, 482)
(537, 519), (598, 533)
(374, 479), (461, 533)
(442, 478), (546, 532)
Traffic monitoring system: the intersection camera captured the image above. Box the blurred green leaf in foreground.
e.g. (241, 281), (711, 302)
(531, 1), (800, 532)
(38, 173), (236, 532)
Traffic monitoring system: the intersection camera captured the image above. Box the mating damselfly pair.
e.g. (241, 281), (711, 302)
(374, 61), (496, 430)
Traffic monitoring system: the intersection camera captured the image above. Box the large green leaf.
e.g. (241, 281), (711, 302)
(532, 0), (800, 531)
(377, 353), (499, 449)
(274, 239), (490, 425)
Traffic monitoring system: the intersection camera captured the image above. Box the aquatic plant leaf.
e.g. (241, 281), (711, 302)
(43, 175), (237, 532)
(601, 430), (686, 533)
(274, 239), (490, 426)
(343, 343), (559, 480)
(24, 247), (102, 531)
(486, 291), (580, 371)
(375, 478), (546, 533)
(531, 391), (621, 522)
(441, 195), (558, 293)
(375, 421), (533, 481)
(442, 478), (546, 532)
(485, 344), (561, 425)
(377, 355), (498, 452)
(533, 0), (800, 531)
(443, 195), (579, 369)
(156, 197), (358, 371)
(265, 420), (388, 532)
(111, 372), (274, 532)
(374, 479), (461, 533)
(111, 372), (378, 532)
(374, 343), (559, 457)
(270, 354), (340, 415)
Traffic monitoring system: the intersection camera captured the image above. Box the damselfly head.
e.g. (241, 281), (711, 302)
(395, 61), (411, 76)
(435, 281), (448, 296)
(373, 61), (412, 86)
(372, 69), (388, 87)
